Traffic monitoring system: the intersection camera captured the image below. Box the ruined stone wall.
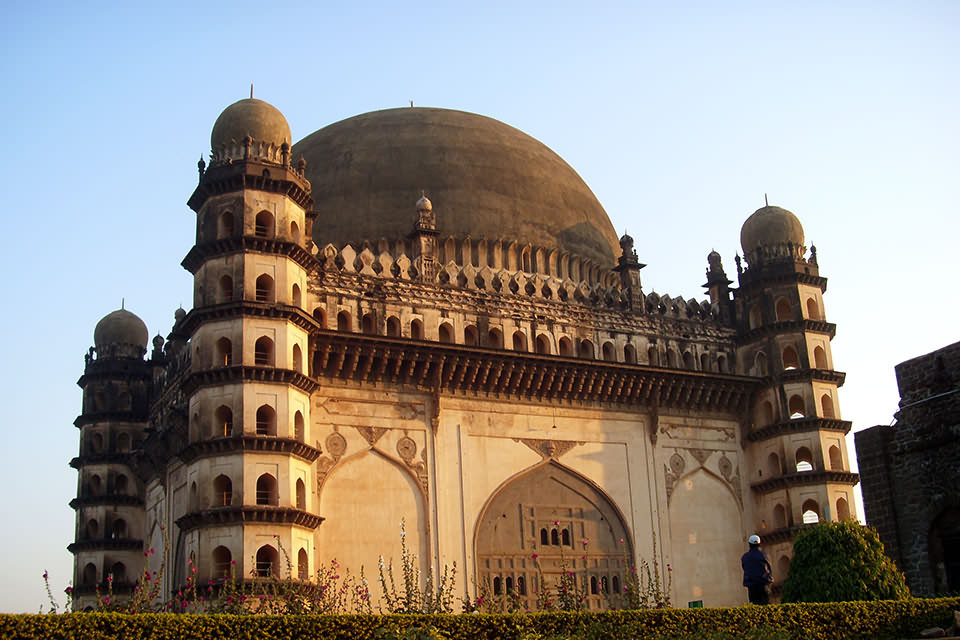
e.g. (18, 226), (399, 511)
(856, 340), (960, 595)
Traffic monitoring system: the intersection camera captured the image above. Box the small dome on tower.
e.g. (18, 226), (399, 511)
(210, 98), (292, 164)
(740, 205), (805, 255)
(416, 194), (432, 211)
(94, 309), (149, 352)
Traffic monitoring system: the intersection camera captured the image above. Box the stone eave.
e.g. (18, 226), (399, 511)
(735, 319), (837, 345)
(746, 417), (853, 443)
(67, 538), (143, 554)
(735, 265), (827, 294)
(69, 453), (132, 469)
(178, 435), (322, 464)
(74, 413), (149, 428)
(188, 160), (313, 212)
(175, 506), (324, 531)
(750, 470), (860, 494)
(312, 331), (759, 412)
(70, 582), (136, 597)
(177, 301), (317, 337)
(69, 494), (144, 510)
(181, 365), (320, 396)
(181, 237), (316, 274)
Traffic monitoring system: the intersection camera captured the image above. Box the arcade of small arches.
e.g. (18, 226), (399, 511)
(183, 473), (308, 512)
(311, 307), (735, 373)
(757, 444), (847, 479)
(190, 404), (306, 441)
(747, 295), (824, 330)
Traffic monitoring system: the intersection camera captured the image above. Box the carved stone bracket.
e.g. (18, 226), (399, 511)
(354, 426), (388, 448)
(515, 438), (583, 460)
(316, 431), (348, 493)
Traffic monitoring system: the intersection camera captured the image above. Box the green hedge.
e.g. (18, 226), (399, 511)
(2, 598), (958, 640)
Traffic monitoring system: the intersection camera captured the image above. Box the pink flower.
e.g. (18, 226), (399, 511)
(553, 520), (559, 526)
(43, 571), (48, 580)
(582, 538), (589, 548)
(64, 587), (73, 594)
(531, 553), (538, 559)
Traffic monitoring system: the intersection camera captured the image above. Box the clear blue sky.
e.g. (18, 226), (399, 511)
(1, 0), (956, 613)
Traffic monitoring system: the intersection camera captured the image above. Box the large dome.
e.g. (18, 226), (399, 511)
(293, 108), (621, 267)
(740, 205), (805, 254)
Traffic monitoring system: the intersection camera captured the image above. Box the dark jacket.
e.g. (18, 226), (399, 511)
(741, 546), (772, 587)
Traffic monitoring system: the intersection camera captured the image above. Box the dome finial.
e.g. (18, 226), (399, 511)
(764, 193), (769, 207)
(250, 83), (254, 99)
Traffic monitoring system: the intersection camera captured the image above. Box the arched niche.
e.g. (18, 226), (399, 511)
(668, 468), (743, 607)
(316, 448), (426, 585)
(474, 461), (632, 610)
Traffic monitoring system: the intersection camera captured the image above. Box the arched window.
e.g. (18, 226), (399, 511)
(773, 503), (787, 529)
(795, 446), (814, 472)
(115, 474), (129, 495)
(116, 432), (131, 452)
(256, 474), (278, 506)
(775, 298), (792, 321)
(505, 576), (514, 592)
(828, 445), (843, 470)
(749, 305), (763, 330)
(213, 474), (232, 506)
(540, 528), (548, 545)
(601, 576), (609, 594)
(755, 352), (768, 376)
(767, 452), (781, 477)
(93, 432), (104, 453)
(535, 334), (551, 354)
(82, 562), (97, 585)
(90, 474), (102, 495)
(559, 337), (573, 357)
(255, 405), (276, 436)
(493, 576), (502, 595)
(512, 331), (527, 352)
(683, 351), (695, 369)
(801, 499), (820, 524)
(298, 548), (308, 579)
(215, 405), (233, 437)
(551, 529), (560, 545)
(624, 344), (637, 364)
(296, 478), (306, 510)
(255, 544), (279, 577)
(254, 211), (274, 238)
(590, 575), (598, 595)
(814, 345), (828, 369)
(836, 497), (850, 521)
(254, 336), (274, 366)
(292, 344), (303, 373)
(806, 297), (820, 321)
(717, 354), (728, 373)
(216, 337), (232, 366)
(313, 307), (326, 329)
(612, 576), (620, 594)
(647, 345), (658, 365)
(411, 319), (424, 340)
(110, 518), (127, 539)
(561, 529), (571, 546)
(212, 546), (232, 578)
(464, 325), (479, 346)
(487, 327), (503, 348)
(294, 411), (305, 442)
(219, 275), (233, 303)
(362, 313), (376, 335)
(292, 283), (301, 307)
(86, 518), (99, 539)
(386, 316), (401, 337)
(255, 274), (274, 303)
(290, 220), (301, 242)
(821, 394), (835, 418)
(666, 350), (677, 368)
(218, 211), (234, 239)
(782, 345), (800, 370)
(190, 481), (197, 510)
(112, 562), (128, 584)
(517, 575), (526, 595)
(788, 395), (806, 419)
(700, 353), (710, 371)
(337, 310), (352, 332)
(602, 342), (615, 362)
(439, 322), (454, 343)
(579, 340), (594, 360)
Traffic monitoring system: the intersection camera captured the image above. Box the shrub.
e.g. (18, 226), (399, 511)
(782, 521), (910, 603)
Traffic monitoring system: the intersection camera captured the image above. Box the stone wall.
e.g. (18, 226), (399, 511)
(855, 340), (960, 595)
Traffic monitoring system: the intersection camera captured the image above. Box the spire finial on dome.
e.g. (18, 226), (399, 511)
(121, 297), (125, 310)
(764, 193), (769, 207)
(250, 83), (254, 99)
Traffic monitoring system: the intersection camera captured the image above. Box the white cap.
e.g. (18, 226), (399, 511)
(748, 534), (761, 544)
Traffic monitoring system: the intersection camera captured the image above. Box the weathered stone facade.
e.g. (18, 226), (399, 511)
(69, 97), (859, 610)
(856, 341), (960, 595)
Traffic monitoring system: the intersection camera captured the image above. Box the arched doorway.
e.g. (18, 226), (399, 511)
(475, 461), (631, 610)
(930, 507), (960, 593)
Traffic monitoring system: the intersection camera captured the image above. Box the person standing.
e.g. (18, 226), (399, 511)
(741, 534), (773, 604)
